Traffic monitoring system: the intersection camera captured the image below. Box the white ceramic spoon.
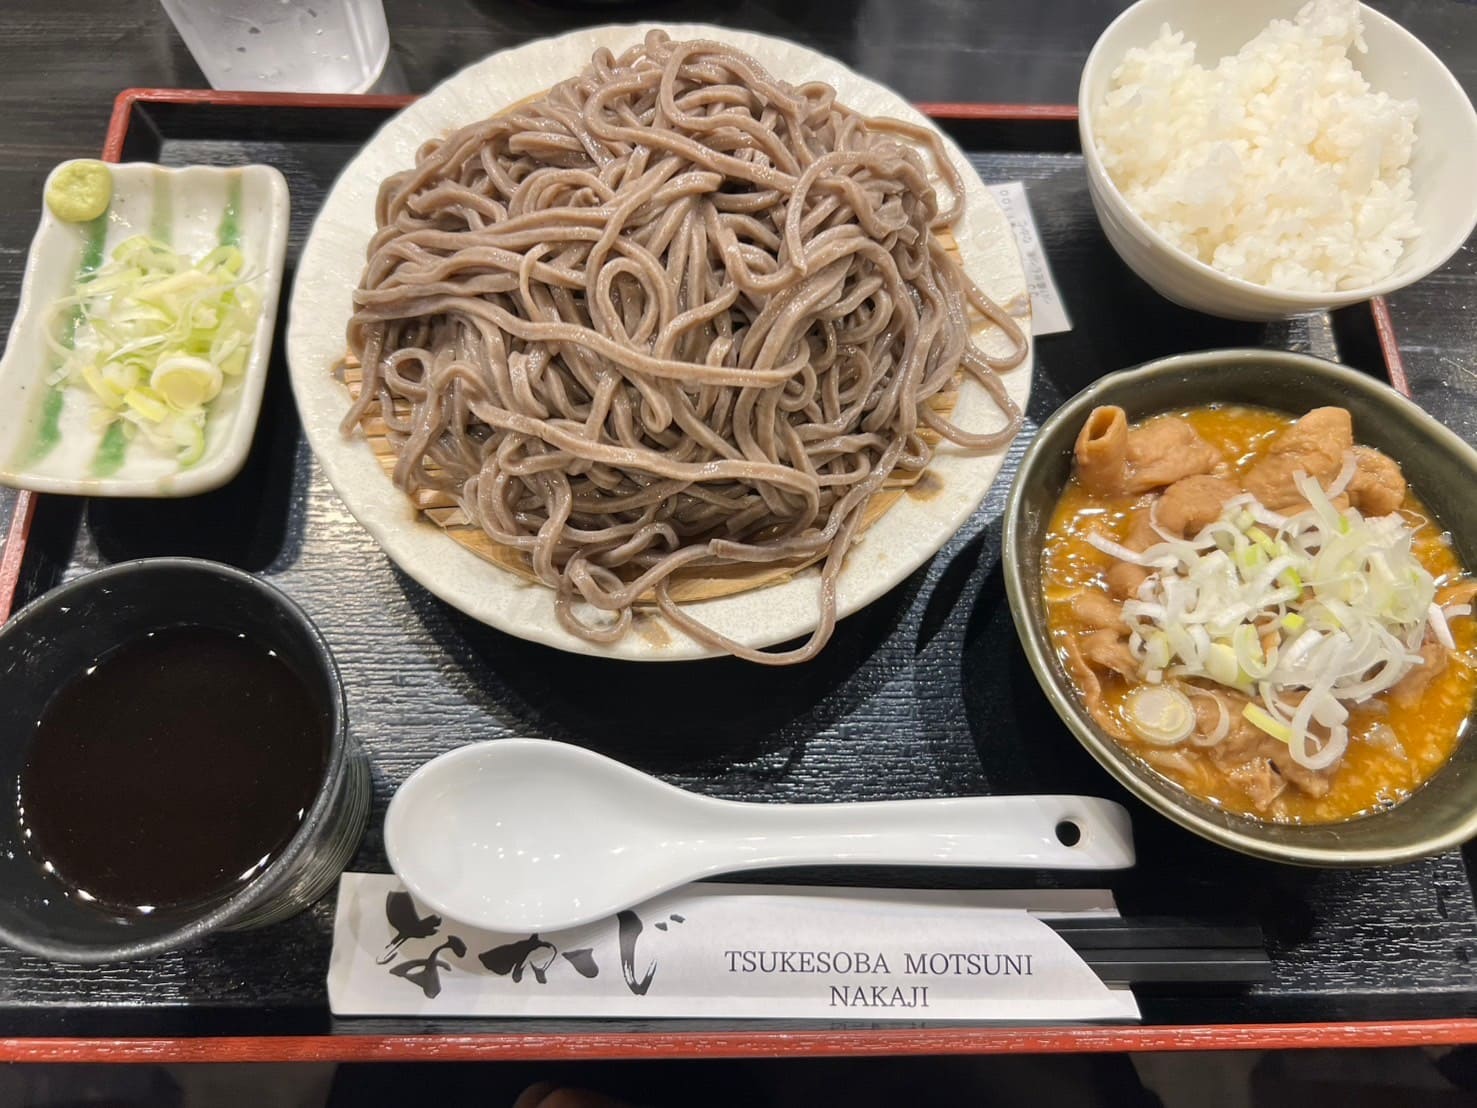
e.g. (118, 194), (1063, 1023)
(385, 739), (1136, 933)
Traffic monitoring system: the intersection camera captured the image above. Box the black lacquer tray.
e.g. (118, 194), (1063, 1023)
(0, 91), (1472, 1060)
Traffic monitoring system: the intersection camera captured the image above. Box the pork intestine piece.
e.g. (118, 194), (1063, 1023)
(1243, 406), (1353, 511)
(1060, 634), (1129, 741)
(1081, 628), (1137, 679)
(1123, 417), (1222, 492)
(1069, 590), (1123, 630)
(1346, 445), (1407, 515)
(1156, 474), (1240, 538)
(1074, 406), (1129, 495)
(1072, 405), (1222, 496)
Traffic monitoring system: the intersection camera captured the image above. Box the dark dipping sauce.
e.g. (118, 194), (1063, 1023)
(17, 625), (329, 915)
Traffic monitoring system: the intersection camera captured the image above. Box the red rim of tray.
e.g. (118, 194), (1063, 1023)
(0, 88), (1439, 1063)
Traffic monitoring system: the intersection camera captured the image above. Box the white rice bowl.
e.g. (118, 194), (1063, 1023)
(1094, 0), (1419, 293)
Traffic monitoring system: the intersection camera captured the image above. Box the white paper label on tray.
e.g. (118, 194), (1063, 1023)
(328, 875), (1140, 1021)
(988, 181), (1071, 335)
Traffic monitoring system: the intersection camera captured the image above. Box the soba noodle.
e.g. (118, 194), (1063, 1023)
(344, 30), (1027, 663)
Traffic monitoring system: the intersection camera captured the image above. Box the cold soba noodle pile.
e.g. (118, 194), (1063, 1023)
(343, 32), (1027, 662)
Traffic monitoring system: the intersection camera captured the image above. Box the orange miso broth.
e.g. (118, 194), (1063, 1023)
(1044, 404), (1477, 824)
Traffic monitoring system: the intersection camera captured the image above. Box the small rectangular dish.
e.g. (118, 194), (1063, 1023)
(0, 161), (288, 497)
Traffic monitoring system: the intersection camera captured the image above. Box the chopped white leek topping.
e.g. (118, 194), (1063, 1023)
(47, 235), (259, 464)
(1124, 685), (1196, 746)
(1108, 463), (1466, 771)
(1430, 603), (1456, 651)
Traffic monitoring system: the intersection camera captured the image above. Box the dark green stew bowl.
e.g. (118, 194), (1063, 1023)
(1003, 349), (1477, 867)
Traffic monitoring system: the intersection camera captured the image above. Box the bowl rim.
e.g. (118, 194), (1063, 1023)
(1003, 348), (1477, 866)
(0, 556), (349, 963)
(1076, 0), (1477, 308)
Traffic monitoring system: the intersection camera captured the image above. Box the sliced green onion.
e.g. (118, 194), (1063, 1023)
(1125, 686), (1196, 746)
(49, 233), (259, 464)
(1243, 703), (1291, 745)
(1145, 631), (1171, 671)
(1247, 527), (1276, 555)
(1233, 624), (1276, 680)
(1115, 458), (1442, 772)
(1205, 642), (1240, 686)
(123, 388), (167, 422)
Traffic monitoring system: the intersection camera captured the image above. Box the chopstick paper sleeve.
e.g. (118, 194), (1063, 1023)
(328, 874), (1141, 1021)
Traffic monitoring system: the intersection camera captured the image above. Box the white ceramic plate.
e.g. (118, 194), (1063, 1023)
(0, 162), (289, 497)
(287, 23), (1033, 660)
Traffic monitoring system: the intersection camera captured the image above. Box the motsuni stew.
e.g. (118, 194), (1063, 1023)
(1044, 404), (1476, 824)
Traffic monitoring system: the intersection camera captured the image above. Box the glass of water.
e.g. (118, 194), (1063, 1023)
(158, 0), (390, 94)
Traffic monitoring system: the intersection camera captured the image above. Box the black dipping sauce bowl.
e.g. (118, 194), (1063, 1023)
(0, 557), (369, 963)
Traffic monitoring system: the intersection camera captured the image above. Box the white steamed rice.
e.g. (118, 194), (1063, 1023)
(1095, 0), (1419, 293)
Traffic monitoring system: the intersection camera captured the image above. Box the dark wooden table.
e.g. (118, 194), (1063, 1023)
(0, 0), (1474, 1062)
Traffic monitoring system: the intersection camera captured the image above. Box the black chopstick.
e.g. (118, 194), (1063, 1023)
(1078, 948), (1273, 986)
(1049, 916), (1265, 951)
(1045, 917), (1272, 987)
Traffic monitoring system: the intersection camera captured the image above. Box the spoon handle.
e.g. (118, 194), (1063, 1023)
(704, 794), (1135, 871)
